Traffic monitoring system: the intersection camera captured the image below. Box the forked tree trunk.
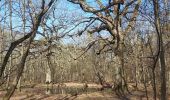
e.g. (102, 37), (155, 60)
(152, 0), (167, 99)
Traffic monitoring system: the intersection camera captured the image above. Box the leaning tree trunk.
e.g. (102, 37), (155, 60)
(3, 33), (35, 100)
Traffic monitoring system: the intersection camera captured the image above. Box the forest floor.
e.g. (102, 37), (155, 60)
(0, 82), (169, 100)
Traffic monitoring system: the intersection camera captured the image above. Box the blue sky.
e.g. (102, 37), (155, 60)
(0, 0), (156, 46)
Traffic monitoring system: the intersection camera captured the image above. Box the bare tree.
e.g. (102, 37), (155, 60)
(1, 0), (57, 99)
(67, 0), (141, 96)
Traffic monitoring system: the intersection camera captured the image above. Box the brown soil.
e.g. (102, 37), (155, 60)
(0, 83), (169, 100)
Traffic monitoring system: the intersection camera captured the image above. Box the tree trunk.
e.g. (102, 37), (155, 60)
(3, 34), (35, 100)
(152, 0), (167, 99)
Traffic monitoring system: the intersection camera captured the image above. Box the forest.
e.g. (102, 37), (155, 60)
(0, 0), (169, 100)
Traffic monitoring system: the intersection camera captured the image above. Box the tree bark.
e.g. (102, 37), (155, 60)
(152, 0), (167, 99)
